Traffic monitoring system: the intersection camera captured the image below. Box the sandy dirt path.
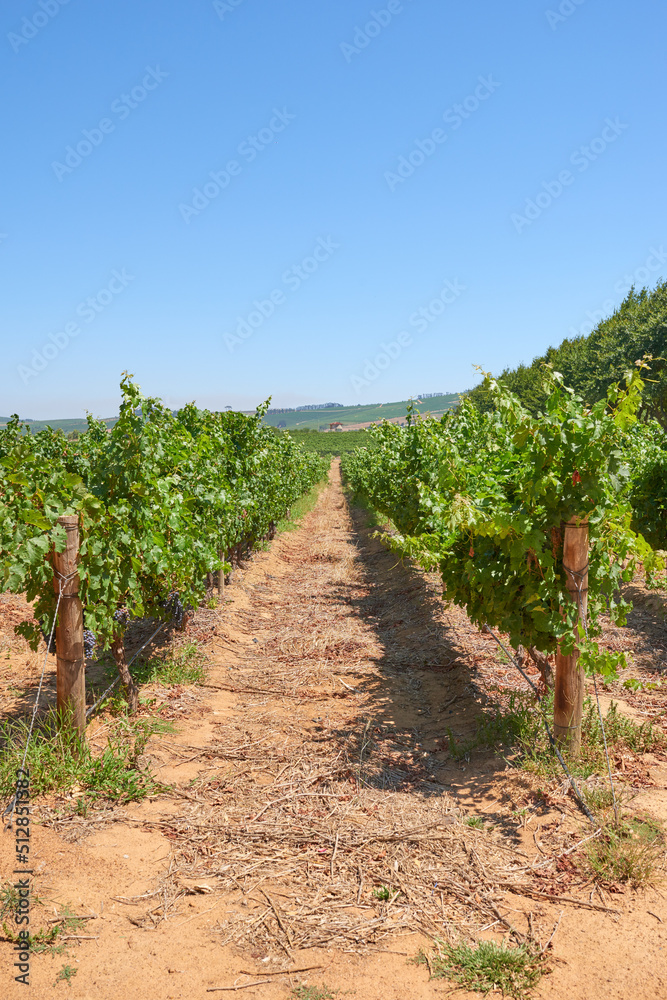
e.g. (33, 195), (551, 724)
(1, 460), (666, 999)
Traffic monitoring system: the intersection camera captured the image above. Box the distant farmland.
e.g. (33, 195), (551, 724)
(284, 429), (375, 456)
(0, 415), (118, 435)
(0, 393), (460, 436)
(263, 393), (460, 430)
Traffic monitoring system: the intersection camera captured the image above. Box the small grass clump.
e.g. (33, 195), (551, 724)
(372, 885), (392, 901)
(585, 815), (665, 888)
(581, 785), (617, 813)
(290, 987), (338, 1000)
(464, 816), (485, 829)
(418, 940), (543, 998)
(2, 902), (85, 957)
(132, 640), (207, 686)
(54, 963), (77, 986)
(447, 693), (541, 763)
(449, 693), (666, 780)
(0, 711), (167, 805)
(0, 883), (21, 920)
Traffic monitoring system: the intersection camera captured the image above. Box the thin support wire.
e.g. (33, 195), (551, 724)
(481, 624), (597, 827)
(564, 563), (620, 826)
(3, 577), (165, 826)
(2, 571), (76, 829)
(86, 621), (165, 720)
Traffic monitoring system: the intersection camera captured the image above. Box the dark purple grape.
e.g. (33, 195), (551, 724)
(114, 607), (130, 626)
(161, 592), (185, 627)
(39, 620), (56, 653)
(83, 628), (97, 658)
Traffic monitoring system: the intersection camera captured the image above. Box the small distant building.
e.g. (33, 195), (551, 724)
(330, 422), (344, 432)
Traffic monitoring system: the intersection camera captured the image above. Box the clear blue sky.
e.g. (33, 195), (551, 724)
(2, 0), (665, 419)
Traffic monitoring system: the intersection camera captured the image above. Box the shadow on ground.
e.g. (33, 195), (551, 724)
(320, 500), (542, 838)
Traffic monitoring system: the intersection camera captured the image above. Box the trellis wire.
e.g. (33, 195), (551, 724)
(2, 571), (75, 829)
(3, 585), (166, 827)
(481, 624), (597, 826)
(564, 562), (620, 826)
(86, 620), (165, 719)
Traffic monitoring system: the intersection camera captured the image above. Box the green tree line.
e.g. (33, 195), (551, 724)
(467, 281), (667, 427)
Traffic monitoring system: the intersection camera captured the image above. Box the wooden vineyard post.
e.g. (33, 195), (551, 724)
(554, 516), (589, 756)
(53, 515), (86, 737)
(218, 550), (225, 598)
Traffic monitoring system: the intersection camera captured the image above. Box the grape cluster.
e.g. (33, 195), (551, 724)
(39, 620), (56, 654)
(83, 628), (97, 659)
(40, 605), (131, 660)
(161, 592), (186, 628)
(40, 622), (98, 659)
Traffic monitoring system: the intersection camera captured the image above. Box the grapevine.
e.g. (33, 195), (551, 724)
(0, 376), (326, 705)
(341, 365), (664, 678)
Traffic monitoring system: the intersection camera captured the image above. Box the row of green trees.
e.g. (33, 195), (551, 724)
(466, 281), (667, 427)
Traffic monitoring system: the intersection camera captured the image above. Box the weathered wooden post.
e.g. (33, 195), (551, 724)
(554, 516), (589, 755)
(218, 550), (225, 597)
(53, 515), (86, 737)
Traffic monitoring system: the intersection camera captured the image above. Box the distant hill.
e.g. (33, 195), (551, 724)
(0, 416), (118, 434)
(262, 394), (460, 430)
(1, 395), (460, 434)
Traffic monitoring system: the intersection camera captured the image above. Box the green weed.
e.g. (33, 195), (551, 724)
(581, 785), (617, 813)
(449, 693), (666, 780)
(372, 885), (392, 901)
(585, 815), (665, 887)
(417, 940), (543, 998)
(0, 711), (166, 805)
(2, 903), (86, 957)
(54, 964), (77, 986)
(132, 641), (207, 686)
(447, 694), (540, 763)
(347, 493), (388, 533)
(0, 883), (21, 920)
(290, 987), (338, 1000)
(464, 816), (485, 829)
